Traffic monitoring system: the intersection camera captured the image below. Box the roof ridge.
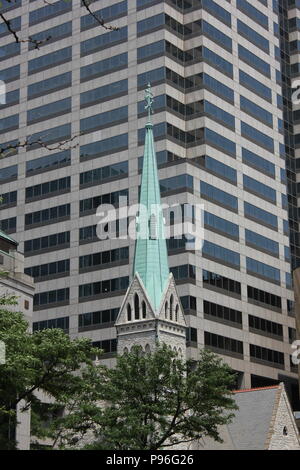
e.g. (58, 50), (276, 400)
(233, 385), (280, 394)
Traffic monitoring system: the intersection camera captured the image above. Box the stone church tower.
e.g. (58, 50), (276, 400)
(115, 85), (186, 355)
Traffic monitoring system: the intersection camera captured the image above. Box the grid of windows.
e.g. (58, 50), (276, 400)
(25, 204), (70, 228)
(79, 277), (129, 300)
(205, 332), (244, 357)
(79, 309), (119, 329)
(79, 247), (129, 271)
(26, 177), (71, 201)
(203, 270), (241, 296)
(25, 260), (70, 281)
(250, 345), (284, 368)
(204, 300), (242, 327)
(80, 190), (128, 215)
(249, 315), (283, 340)
(247, 286), (282, 311)
(170, 264), (196, 281)
(33, 317), (69, 332)
(24, 232), (70, 254)
(34, 288), (69, 307)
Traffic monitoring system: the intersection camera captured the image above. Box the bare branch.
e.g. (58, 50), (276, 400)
(81, 0), (119, 31)
(0, 12), (52, 49)
(0, 0), (119, 47)
(0, 134), (80, 158)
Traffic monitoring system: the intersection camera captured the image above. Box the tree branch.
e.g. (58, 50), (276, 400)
(0, 13), (51, 49)
(0, 133), (80, 157)
(81, 0), (119, 31)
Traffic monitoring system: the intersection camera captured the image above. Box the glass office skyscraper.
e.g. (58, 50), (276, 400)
(0, 0), (299, 405)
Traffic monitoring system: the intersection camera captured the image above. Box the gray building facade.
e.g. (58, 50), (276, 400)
(0, 0), (299, 405)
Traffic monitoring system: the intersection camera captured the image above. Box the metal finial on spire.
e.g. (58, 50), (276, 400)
(145, 82), (154, 121)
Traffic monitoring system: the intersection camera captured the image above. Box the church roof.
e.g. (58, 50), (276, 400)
(133, 84), (170, 312)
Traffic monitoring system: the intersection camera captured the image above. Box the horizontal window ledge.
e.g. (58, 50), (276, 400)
(204, 313), (243, 330)
(249, 327), (283, 342)
(80, 38), (127, 58)
(25, 188), (71, 203)
(79, 237), (98, 246)
(248, 298), (281, 314)
(81, 13), (127, 33)
(30, 272), (70, 283)
(0, 53), (20, 63)
(245, 241), (279, 259)
(203, 283), (241, 300)
(28, 57), (72, 76)
(242, 160), (275, 179)
(25, 215), (70, 230)
(243, 186), (276, 206)
(79, 259), (128, 274)
(78, 322), (115, 333)
(80, 64), (128, 84)
(204, 224), (239, 243)
(80, 117), (128, 136)
(173, 278), (196, 286)
(244, 214), (278, 232)
(246, 269), (281, 286)
(26, 136), (72, 151)
(0, 125), (19, 135)
(26, 161), (71, 177)
(28, 32), (72, 51)
(24, 244), (70, 257)
(202, 253), (240, 271)
(79, 289), (127, 303)
(182, 308), (197, 317)
(200, 194), (238, 214)
(80, 90), (128, 110)
(80, 145), (128, 162)
(186, 341), (198, 348)
(80, 174), (128, 190)
(0, 100), (19, 110)
(33, 300), (69, 311)
(0, 176), (18, 185)
(205, 345), (244, 360)
(250, 357), (284, 370)
(27, 109), (71, 126)
(0, 202), (17, 211)
(161, 187), (193, 198)
(28, 83), (71, 100)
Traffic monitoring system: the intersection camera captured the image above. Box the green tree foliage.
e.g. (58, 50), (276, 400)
(0, 295), (100, 450)
(50, 344), (237, 450)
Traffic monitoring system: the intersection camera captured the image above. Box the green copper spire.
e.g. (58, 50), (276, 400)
(133, 84), (170, 311)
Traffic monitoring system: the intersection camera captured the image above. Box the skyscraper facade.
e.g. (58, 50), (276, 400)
(0, 0), (299, 404)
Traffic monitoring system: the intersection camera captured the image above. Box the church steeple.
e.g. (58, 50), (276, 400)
(133, 84), (170, 311)
(115, 85), (186, 356)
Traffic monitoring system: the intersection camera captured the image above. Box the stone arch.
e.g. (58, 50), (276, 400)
(145, 344), (151, 354)
(134, 293), (140, 320)
(170, 294), (174, 320)
(127, 303), (132, 321)
(123, 347), (128, 354)
(142, 300), (147, 319)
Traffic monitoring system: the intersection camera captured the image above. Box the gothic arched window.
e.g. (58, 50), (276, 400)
(170, 294), (174, 320)
(134, 293), (140, 320)
(175, 304), (179, 322)
(165, 301), (168, 318)
(142, 301), (146, 318)
(127, 304), (132, 322)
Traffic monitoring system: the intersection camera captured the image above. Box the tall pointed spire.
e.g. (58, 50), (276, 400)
(133, 84), (170, 311)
